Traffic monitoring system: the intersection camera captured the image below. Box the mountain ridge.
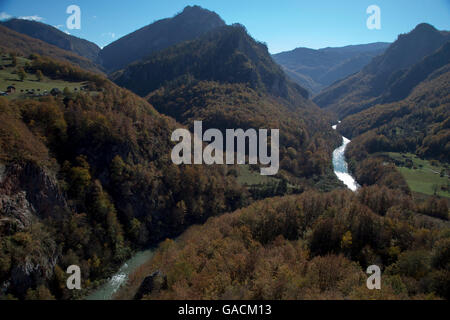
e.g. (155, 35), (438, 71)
(111, 24), (307, 99)
(0, 24), (102, 73)
(1, 18), (101, 63)
(313, 23), (450, 118)
(99, 5), (226, 72)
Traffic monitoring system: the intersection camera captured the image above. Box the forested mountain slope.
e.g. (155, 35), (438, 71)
(337, 60), (450, 199)
(1, 18), (101, 63)
(341, 62), (450, 162)
(112, 24), (341, 186)
(119, 188), (449, 300)
(0, 54), (248, 300)
(112, 24), (307, 99)
(0, 25), (102, 74)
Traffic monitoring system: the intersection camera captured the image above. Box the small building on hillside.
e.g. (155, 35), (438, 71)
(50, 88), (61, 96)
(6, 86), (16, 94)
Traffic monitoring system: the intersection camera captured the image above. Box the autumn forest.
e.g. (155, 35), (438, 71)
(0, 4), (448, 302)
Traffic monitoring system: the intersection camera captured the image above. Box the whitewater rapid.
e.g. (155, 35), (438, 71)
(85, 249), (154, 300)
(332, 124), (359, 191)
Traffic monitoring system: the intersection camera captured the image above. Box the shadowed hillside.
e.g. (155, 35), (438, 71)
(99, 5), (226, 72)
(112, 24), (307, 99)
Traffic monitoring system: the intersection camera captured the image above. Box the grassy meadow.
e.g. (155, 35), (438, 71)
(0, 54), (87, 99)
(380, 152), (450, 198)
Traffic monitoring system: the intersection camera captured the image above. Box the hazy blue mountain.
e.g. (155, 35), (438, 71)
(313, 23), (450, 118)
(273, 42), (390, 94)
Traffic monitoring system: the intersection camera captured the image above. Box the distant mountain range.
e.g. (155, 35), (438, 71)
(314, 23), (450, 118)
(273, 42), (390, 94)
(1, 10), (448, 125)
(1, 6), (225, 73)
(1, 7), (390, 91)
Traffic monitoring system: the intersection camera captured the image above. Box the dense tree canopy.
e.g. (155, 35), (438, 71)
(119, 187), (449, 300)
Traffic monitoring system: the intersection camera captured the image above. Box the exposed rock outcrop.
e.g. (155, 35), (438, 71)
(0, 161), (67, 297)
(0, 161), (67, 222)
(134, 270), (168, 300)
(0, 191), (35, 233)
(9, 242), (59, 298)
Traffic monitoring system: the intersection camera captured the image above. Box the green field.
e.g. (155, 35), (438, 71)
(0, 55), (87, 99)
(379, 152), (450, 198)
(236, 164), (280, 186)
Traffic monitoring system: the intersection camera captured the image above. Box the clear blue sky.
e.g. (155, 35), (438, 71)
(1, 0), (449, 53)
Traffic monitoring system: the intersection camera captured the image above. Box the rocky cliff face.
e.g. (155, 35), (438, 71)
(8, 242), (59, 298)
(0, 161), (67, 223)
(0, 161), (67, 297)
(0, 190), (35, 232)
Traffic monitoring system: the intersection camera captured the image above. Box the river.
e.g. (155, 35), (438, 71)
(332, 123), (360, 191)
(85, 249), (155, 300)
(87, 124), (359, 299)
